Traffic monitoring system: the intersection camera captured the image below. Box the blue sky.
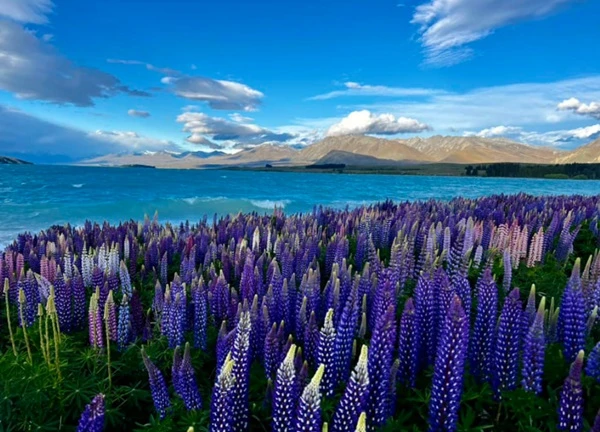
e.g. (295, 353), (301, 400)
(1, 0), (600, 162)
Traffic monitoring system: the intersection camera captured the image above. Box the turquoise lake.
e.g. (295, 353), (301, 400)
(1, 165), (599, 246)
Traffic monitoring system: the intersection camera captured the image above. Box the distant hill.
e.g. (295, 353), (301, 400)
(554, 138), (600, 164)
(76, 135), (600, 169)
(0, 156), (33, 165)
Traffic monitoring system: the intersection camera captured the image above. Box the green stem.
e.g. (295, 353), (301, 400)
(4, 280), (17, 357)
(18, 292), (33, 364)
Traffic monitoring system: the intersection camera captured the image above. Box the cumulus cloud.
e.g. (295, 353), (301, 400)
(521, 124), (600, 145)
(0, 0), (53, 23)
(326, 110), (431, 136)
(230, 113), (254, 123)
(309, 82), (443, 100)
(0, 21), (150, 106)
(0, 105), (174, 163)
(164, 76), (263, 111)
(128, 109), (151, 118)
(411, 0), (575, 66)
(464, 125), (523, 138)
(557, 98), (600, 120)
(176, 112), (294, 147)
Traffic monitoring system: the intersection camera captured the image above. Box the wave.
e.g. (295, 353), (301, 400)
(248, 199), (291, 209)
(181, 196), (229, 205)
(72, 184), (84, 188)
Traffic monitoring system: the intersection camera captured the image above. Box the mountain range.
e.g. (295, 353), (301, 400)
(79, 135), (600, 169)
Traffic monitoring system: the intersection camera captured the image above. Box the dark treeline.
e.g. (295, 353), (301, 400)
(465, 163), (600, 179)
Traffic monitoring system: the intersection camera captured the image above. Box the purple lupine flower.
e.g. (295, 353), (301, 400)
(117, 295), (131, 351)
(272, 344), (298, 432)
(452, 275), (471, 318)
(470, 268), (498, 384)
(142, 348), (171, 419)
(168, 292), (186, 348)
(558, 271), (587, 363)
(521, 284), (537, 342)
(130, 290), (143, 337)
(428, 296), (469, 432)
(331, 345), (369, 432)
(295, 364), (325, 432)
(333, 290), (360, 385)
(366, 305), (396, 431)
(216, 321), (234, 372)
(192, 282), (208, 350)
(521, 297), (546, 395)
(88, 290), (103, 349)
(586, 341), (600, 383)
(317, 309), (337, 397)
(210, 354), (236, 432)
(493, 288), (523, 398)
(71, 270), (86, 330)
(104, 291), (117, 341)
(76, 394), (105, 432)
(397, 297), (421, 388)
(305, 311), (320, 368)
(119, 260), (132, 297)
(502, 249), (512, 292)
(414, 273), (438, 366)
(557, 350), (585, 432)
(174, 342), (203, 411)
(264, 322), (280, 379)
(54, 271), (73, 333)
(231, 311), (252, 431)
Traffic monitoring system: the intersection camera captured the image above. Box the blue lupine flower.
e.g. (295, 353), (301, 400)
(585, 341), (600, 384)
(210, 355), (236, 432)
(415, 273), (437, 366)
(272, 344), (298, 432)
(295, 364), (325, 432)
(76, 394), (105, 432)
(493, 288), (523, 398)
(558, 268), (586, 363)
(192, 282), (208, 350)
(470, 268), (497, 384)
(142, 348), (171, 419)
(317, 308), (337, 397)
(397, 297), (421, 388)
(117, 294), (131, 351)
(332, 345), (369, 432)
(428, 296), (469, 432)
(231, 311), (252, 431)
(175, 342), (203, 411)
(557, 350), (585, 432)
(521, 297), (546, 395)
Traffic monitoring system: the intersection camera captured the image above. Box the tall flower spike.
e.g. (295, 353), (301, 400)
(117, 294), (131, 351)
(332, 345), (369, 432)
(231, 311), (252, 431)
(76, 394), (105, 432)
(177, 342), (203, 411)
(397, 297), (421, 388)
(470, 268), (498, 384)
(586, 341), (600, 384)
(295, 364), (325, 432)
(273, 344), (298, 432)
(366, 305), (396, 431)
(558, 270), (586, 363)
(141, 347), (171, 419)
(210, 355), (236, 432)
(428, 296), (469, 432)
(317, 308), (337, 397)
(557, 350), (585, 432)
(521, 297), (546, 395)
(492, 288), (523, 398)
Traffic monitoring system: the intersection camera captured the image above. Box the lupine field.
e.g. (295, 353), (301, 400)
(2, 194), (600, 432)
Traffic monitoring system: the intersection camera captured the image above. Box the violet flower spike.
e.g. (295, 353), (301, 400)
(210, 354), (236, 432)
(521, 297), (546, 395)
(141, 348), (171, 419)
(295, 364), (325, 432)
(76, 394), (105, 432)
(272, 344), (298, 432)
(331, 345), (369, 432)
(557, 350), (585, 432)
(317, 308), (337, 397)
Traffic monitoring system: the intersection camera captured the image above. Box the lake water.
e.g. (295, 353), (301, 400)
(1, 165), (600, 246)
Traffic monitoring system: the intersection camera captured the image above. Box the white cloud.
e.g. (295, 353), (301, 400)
(336, 76), (600, 132)
(465, 125), (522, 138)
(230, 113), (254, 123)
(326, 110), (431, 136)
(128, 109), (151, 118)
(521, 124), (600, 145)
(176, 112), (294, 147)
(411, 0), (576, 66)
(0, 21), (150, 106)
(309, 81), (443, 100)
(88, 130), (176, 150)
(0, 0), (53, 24)
(165, 76), (263, 111)
(107, 59), (180, 76)
(557, 98), (600, 120)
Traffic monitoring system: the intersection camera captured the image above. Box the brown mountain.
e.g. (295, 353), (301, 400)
(399, 136), (562, 164)
(295, 135), (431, 164)
(0, 155), (32, 165)
(553, 138), (600, 164)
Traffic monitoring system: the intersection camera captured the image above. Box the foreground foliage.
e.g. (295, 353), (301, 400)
(1, 194), (600, 431)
